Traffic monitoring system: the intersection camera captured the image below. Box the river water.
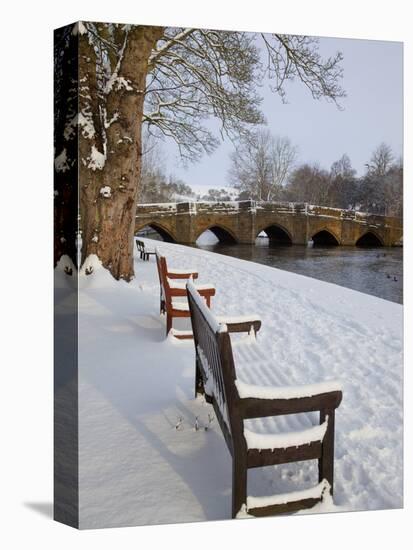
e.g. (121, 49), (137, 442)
(195, 237), (403, 304)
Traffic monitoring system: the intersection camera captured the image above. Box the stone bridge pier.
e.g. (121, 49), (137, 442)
(135, 200), (403, 248)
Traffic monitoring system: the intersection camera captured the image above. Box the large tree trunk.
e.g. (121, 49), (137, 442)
(79, 26), (164, 281)
(54, 25), (79, 270)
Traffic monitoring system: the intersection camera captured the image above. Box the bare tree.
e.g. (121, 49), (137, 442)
(285, 163), (332, 205)
(369, 142), (394, 177)
(383, 159), (403, 217)
(139, 132), (196, 203)
(358, 143), (397, 214)
(229, 130), (297, 201)
(330, 154), (355, 180)
(329, 154), (358, 209)
(54, 22), (345, 280)
(200, 188), (233, 201)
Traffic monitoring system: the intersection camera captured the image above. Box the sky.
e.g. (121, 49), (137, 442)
(161, 34), (403, 193)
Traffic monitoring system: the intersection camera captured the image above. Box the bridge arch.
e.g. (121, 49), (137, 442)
(196, 224), (238, 245)
(256, 223), (293, 245)
(135, 221), (177, 243)
(311, 228), (340, 246)
(356, 230), (384, 247)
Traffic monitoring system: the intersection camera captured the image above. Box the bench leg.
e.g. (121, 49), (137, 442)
(166, 314), (172, 337)
(232, 457), (247, 518)
(195, 356), (205, 398)
(319, 409), (335, 494)
(160, 297), (166, 315)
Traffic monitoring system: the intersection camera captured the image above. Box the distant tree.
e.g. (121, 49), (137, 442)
(369, 143), (394, 177)
(383, 159), (403, 217)
(139, 134), (167, 203)
(330, 154), (355, 180)
(358, 143), (397, 214)
(229, 130), (297, 201)
(139, 133), (195, 203)
(329, 154), (358, 209)
(201, 188), (232, 201)
(284, 163), (332, 205)
(358, 173), (385, 214)
(165, 177), (197, 201)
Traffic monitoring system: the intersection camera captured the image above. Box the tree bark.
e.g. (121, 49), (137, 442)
(54, 25), (79, 269)
(79, 26), (164, 280)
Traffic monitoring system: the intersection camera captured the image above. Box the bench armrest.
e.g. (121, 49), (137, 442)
(216, 316), (261, 334)
(170, 286), (215, 298)
(168, 279), (213, 291)
(198, 287), (216, 298)
(167, 269), (199, 279)
(236, 380), (342, 418)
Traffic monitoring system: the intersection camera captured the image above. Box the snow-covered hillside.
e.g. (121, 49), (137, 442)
(68, 240), (403, 528)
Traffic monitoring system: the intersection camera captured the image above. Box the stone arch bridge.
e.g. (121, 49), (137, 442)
(135, 201), (402, 247)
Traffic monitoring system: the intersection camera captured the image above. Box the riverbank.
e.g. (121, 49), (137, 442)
(72, 240), (403, 528)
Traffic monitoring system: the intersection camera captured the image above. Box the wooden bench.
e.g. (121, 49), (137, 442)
(155, 253), (199, 315)
(136, 239), (156, 261)
(155, 250), (216, 338)
(186, 280), (343, 518)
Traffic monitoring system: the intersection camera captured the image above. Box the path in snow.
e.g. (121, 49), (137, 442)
(73, 240), (403, 528)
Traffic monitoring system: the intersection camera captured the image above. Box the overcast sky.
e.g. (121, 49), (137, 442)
(161, 34), (403, 192)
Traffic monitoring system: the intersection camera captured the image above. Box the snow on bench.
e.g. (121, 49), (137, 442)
(237, 479), (331, 518)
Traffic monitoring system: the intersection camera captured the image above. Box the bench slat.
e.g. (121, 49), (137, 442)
(245, 479), (329, 517)
(247, 496), (322, 517)
(247, 441), (322, 468)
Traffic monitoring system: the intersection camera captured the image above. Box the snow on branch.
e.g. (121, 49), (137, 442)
(73, 24), (345, 169)
(105, 30), (129, 94)
(147, 28), (197, 69)
(144, 27), (263, 160)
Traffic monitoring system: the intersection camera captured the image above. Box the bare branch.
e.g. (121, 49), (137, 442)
(262, 33), (345, 107)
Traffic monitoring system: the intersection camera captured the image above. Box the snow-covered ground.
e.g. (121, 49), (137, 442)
(70, 240), (403, 529)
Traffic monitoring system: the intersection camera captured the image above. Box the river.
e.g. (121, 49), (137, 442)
(195, 236), (403, 304)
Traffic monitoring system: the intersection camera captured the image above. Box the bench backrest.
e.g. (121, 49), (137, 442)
(187, 281), (240, 450)
(155, 250), (171, 306)
(136, 239), (144, 252)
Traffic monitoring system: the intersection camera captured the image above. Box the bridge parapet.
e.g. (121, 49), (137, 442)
(176, 202), (197, 215)
(256, 201), (300, 215)
(307, 204), (345, 218)
(340, 209), (356, 221)
(352, 212), (402, 230)
(194, 201), (240, 214)
(136, 202), (177, 216)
